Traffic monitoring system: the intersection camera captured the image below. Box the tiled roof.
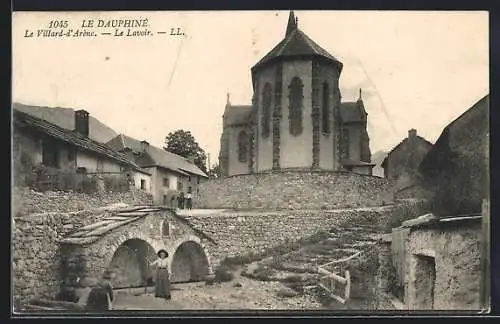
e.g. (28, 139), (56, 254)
(13, 103), (118, 143)
(13, 109), (149, 174)
(107, 134), (208, 178)
(59, 206), (217, 245)
(252, 28), (343, 74)
(224, 105), (253, 126)
(340, 101), (366, 123)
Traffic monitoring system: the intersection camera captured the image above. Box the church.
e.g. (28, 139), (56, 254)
(219, 11), (374, 177)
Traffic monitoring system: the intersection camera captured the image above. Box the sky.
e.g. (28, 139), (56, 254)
(12, 10), (489, 165)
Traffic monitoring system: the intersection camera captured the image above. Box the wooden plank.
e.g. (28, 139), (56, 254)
(84, 217), (140, 237)
(104, 216), (137, 221)
(317, 267), (347, 284)
(320, 251), (362, 268)
(114, 212), (150, 217)
(75, 220), (115, 232)
(480, 199), (491, 311)
(344, 270), (351, 301)
(330, 293), (346, 304)
(59, 236), (101, 245)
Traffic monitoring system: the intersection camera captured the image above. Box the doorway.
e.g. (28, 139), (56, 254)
(412, 254), (436, 309)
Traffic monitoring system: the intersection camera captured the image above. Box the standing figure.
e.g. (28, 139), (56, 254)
(100, 270), (115, 310)
(149, 249), (172, 300)
(85, 275), (113, 311)
(185, 190), (193, 210)
(178, 192), (185, 210)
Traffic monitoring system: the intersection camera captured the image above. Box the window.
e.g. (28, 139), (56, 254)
(177, 181), (183, 191)
(163, 177), (169, 187)
(163, 195), (168, 205)
(341, 128), (350, 159)
(67, 148), (76, 162)
(238, 130), (248, 163)
(322, 82), (330, 134)
(140, 179), (146, 190)
(288, 77), (304, 136)
(261, 83), (272, 138)
(197, 177), (200, 184)
(188, 186), (192, 193)
(42, 137), (60, 168)
(161, 220), (170, 237)
(188, 175), (191, 182)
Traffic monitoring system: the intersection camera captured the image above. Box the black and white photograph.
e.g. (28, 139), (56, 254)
(11, 10), (490, 314)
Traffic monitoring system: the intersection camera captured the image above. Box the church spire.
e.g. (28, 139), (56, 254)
(285, 11), (298, 37)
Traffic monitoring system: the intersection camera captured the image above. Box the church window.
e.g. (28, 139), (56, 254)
(261, 83), (272, 138)
(288, 77), (304, 136)
(322, 82), (330, 134)
(238, 130), (248, 163)
(341, 128), (350, 159)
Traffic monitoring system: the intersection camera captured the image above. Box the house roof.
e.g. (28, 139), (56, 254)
(13, 109), (150, 174)
(340, 101), (367, 123)
(13, 103), (118, 143)
(107, 134), (208, 178)
(251, 11), (343, 75)
(59, 206), (217, 245)
(419, 94), (489, 173)
(381, 135), (433, 168)
(224, 105), (253, 126)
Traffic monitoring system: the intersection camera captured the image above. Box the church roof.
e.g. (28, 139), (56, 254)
(251, 11), (343, 75)
(340, 100), (367, 123)
(224, 105), (253, 126)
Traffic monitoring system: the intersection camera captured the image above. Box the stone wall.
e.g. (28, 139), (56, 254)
(12, 187), (154, 216)
(184, 203), (422, 267)
(12, 187), (153, 303)
(195, 171), (395, 210)
(404, 220), (482, 310)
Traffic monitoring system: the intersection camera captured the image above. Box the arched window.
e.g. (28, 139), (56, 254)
(322, 82), (330, 134)
(238, 130), (248, 163)
(261, 83), (272, 138)
(161, 220), (170, 237)
(341, 128), (350, 159)
(288, 77), (304, 136)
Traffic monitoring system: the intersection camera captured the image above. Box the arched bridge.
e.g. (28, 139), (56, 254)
(58, 206), (216, 290)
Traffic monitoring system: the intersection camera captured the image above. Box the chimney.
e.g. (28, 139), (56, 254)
(408, 129), (417, 139)
(140, 140), (149, 153)
(74, 110), (90, 137)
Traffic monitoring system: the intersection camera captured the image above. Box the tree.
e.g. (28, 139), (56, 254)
(164, 130), (208, 174)
(209, 163), (222, 179)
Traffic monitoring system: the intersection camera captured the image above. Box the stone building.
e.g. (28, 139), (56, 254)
(107, 134), (208, 206)
(12, 108), (152, 192)
(219, 11), (374, 177)
(419, 94), (489, 216)
(378, 209), (488, 311)
(381, 129), (433, 189)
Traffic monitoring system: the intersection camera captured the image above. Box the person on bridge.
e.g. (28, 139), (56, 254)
(149, 249), (172, 300)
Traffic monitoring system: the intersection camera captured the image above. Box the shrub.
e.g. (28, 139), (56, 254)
(214, 265), (234, 282)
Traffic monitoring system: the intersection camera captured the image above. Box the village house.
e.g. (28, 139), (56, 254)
(377, 94), (490, 311)
(12, 108), (152, 192)
(218, 11), (374, 177)
(106, 134), (208, 206)
(381, 129), (433, 189)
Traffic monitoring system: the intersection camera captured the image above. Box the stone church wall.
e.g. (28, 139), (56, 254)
(195, 171), (395, 210)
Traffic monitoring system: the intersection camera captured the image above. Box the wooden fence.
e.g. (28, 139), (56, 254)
(317, 251), (362, 304)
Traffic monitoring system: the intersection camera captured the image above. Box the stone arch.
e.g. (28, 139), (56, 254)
(108, 238), (157, 289)
(169, 238), (210, 283)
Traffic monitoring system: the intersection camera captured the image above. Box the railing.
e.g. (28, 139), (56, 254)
(317, 251), (362, 304)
